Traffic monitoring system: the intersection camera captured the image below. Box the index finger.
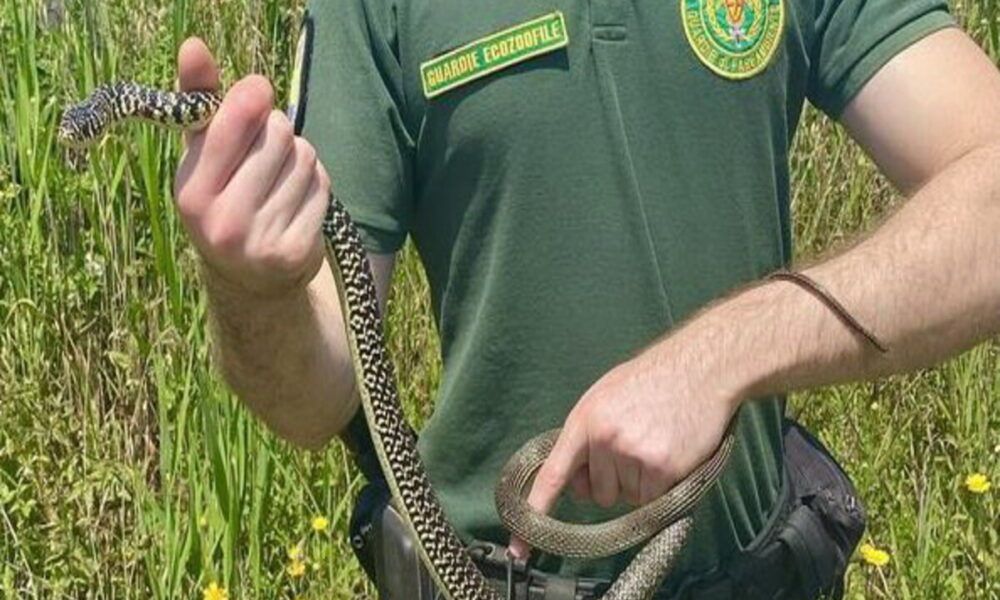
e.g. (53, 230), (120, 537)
(508, 422), (588, 558)
(525, 423), (589, 515)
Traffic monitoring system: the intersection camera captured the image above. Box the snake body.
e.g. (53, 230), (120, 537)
(59, 82), (736, 600)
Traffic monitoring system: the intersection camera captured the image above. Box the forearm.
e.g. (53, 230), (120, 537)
(205, 258), (359, 449)
(653, 142), (1000, 400)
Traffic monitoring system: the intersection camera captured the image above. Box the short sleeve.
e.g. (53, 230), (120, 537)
(297, 0), (415, 254)
(807, 0), (955, 118)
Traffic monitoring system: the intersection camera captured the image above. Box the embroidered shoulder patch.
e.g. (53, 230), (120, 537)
(420, 11), (568, 99)
(681, 0), (784, 80)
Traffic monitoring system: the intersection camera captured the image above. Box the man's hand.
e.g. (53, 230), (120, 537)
(168, 38), (387, 449)
(174, 38), (330, 297)
(509, 320), (745, 559)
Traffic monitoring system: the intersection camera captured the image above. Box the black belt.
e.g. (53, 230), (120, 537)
(467, 540), (652, 600)
(468, 540), (803, 600)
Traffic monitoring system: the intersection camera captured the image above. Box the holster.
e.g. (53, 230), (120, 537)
(349, 479), (443, 600)
(346, 417), (866, 600)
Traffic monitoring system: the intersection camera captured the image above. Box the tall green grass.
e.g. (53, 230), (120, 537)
(0, 1), (996, 598)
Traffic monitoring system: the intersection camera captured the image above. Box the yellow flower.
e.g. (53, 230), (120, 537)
(859, 543), (890, 567)
(287, 559), (307, 578)
(311, 515), (330, 532)
(203, 582), (229, 600)
(198, 514), (208, 528)
(287, 543), (304, 561)
(965, 473), (991, 494)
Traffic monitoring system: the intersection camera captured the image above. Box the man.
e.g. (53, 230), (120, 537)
(172, 0), (1000, 595)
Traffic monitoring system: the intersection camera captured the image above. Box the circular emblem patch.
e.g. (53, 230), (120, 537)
(681, 0), (785, 80)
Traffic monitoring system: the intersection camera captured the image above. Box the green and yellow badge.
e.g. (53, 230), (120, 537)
(420, 11), (568, 99)
(681, 0), (784, 80)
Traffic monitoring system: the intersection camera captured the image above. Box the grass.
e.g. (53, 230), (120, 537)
(0, 1), (997, 598)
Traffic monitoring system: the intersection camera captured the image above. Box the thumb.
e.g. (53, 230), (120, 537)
(176, 37), (220, 147)
(507, 424), (587, 560)
(178, 37), (220, 92)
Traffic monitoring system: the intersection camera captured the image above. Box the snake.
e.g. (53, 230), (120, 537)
(59, 82), (737, 600)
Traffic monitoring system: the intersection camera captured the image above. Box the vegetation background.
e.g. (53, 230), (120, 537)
(1, 0), (997, 598)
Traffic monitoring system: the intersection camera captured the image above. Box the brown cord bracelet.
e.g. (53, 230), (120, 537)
(767, 270), (890, 354)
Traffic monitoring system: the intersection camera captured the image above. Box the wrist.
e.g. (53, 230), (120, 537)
(201, 260), (312, 311)
(647, 281), (801, 407)
(715, 280), (814, 399)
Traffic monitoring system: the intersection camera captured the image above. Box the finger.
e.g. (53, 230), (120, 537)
(271, 171), (326, 286)
(617, 457), (641, 506)
(282, 163), (329, 243)
(570, 467), (592, 501)
(508, 536), (530, 561)
(178, 37), (220, 93)
(588, 444), (620, 508)
(525, 425), (589, 516)
(225, 110), (296, 211)
(508, 425), (589, 559)
(184, 76), (273, 199)
(260, 138), (319, 236)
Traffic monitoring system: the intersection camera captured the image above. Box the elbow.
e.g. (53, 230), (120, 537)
(274, 421), (336, 451)
(236, 388), (354, 452)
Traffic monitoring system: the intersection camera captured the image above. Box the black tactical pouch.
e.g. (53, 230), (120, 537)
(349, 481), (442, 600)
(775, 418), (867, 598)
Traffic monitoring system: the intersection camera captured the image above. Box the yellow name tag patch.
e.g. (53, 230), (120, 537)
(420, 11), (569, 99)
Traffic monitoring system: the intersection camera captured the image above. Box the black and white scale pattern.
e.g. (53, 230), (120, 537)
(58, 82), (220, 148)
(323, 199), (503, 600)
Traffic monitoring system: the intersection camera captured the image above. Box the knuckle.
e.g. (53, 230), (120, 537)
(316, 174), (331, 201)
(283, 239), (314, 269)
(590, 420), (617, 447)
(204, 220), (244, 255)
(534, 467), (564, 495)
(253, 244), (287, 273)
(175, 188), (203, 220)
(270, 111), (294, 148)
(645, 455), (677, 483)
(316, 162), (332, 190)
(295, 138), (318, 170)
(641, 445), (669, 469)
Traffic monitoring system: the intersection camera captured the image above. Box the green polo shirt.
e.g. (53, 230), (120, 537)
(297, 0), (951, 588)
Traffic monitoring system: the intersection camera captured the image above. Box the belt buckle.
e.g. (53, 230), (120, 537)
(467, 541), (528, 600)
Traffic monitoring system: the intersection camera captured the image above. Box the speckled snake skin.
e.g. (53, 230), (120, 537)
(59, 82), (736, 600)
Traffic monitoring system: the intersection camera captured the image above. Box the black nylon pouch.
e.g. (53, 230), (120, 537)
(776, 418), (867, 599)
(676, 418), (866, 600)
